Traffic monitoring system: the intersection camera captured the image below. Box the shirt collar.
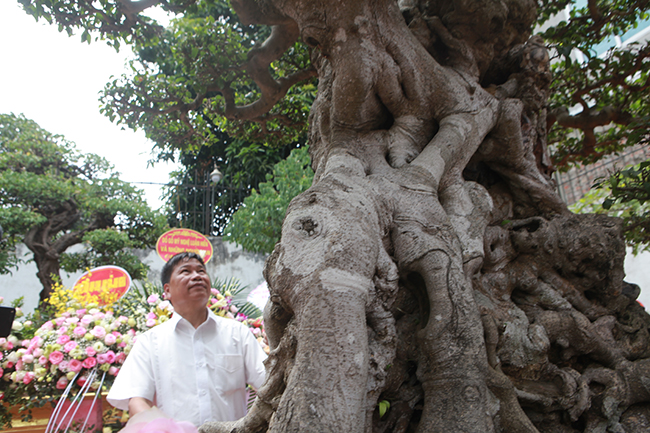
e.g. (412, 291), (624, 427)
(169, 308), (218, 334)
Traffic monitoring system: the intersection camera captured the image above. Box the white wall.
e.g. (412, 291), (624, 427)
(0, 238), (267, 312)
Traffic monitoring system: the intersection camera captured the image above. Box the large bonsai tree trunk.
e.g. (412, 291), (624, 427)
(202, 0), (650, 431)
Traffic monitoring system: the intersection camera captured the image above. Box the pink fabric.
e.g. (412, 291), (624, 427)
(119, 407), (198, 433)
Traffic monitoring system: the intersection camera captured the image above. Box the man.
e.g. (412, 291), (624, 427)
(107, 252), (267, 426)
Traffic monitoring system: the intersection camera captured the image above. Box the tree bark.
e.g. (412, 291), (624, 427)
(199, 0), (650, 431)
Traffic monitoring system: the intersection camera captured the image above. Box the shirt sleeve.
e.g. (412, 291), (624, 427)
(106, 332), (157, 411)
(242, 326), (267, 390)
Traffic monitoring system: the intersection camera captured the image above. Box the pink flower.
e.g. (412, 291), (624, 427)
(147, 294), (160, 304)
(22, 372), (35, 385)
(49, 351), (64, 365)
(108, 366), (119, 376)
(22, 354), (34, 364)
(68, 359), (83, 373)
(38, 356), (48, 365)
(93, 312), (105, 320)
(146, 319), (157, 327)
(56, 377), (69, 390)
(74, 326), (87, 336)
(41, 321), (54, 331)
(54, 318), (65, 327)
(15, 360), (23, 371)
(90, 326), (106, 339)
(85, 346), (97, 357)
(146, 312), (157, 320)
(76, 309), (87, 317)
(4, 341), (13, 350)
(63, 341), (78, 353)
(56, 335), (70, 345)
(0, 368), (3, 378)
(104, 334), (117, 345)
(56, 326), (68, 335)
(59, 360), (69, 371)
(97, 350), (116, 365)
(77, 376), (87, 387)
(65, 317), (79, 326)
(118, 342), (127, 348)
(82, 357), (97, 369)
(115, 352), (126, 364)
(33, 348), (43, 358)
(21, 340), (30, 347)
(80, 316), (92, 326)
(5, 362), (13, 369)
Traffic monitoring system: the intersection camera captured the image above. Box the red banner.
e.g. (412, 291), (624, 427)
(156, 228), (213, 263)
(72, 266), (132, 306)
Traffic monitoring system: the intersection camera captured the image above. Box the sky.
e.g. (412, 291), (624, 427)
(0, 2), (177, 209)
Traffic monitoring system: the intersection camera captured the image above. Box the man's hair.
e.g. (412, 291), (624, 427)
(161, 252), (206, 286)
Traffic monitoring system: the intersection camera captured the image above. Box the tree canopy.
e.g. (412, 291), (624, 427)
(224, 145), (313, 253)
(0, 113), (167, 302)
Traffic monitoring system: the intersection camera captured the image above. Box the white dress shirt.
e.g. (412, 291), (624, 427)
(107, 309), (266, 426)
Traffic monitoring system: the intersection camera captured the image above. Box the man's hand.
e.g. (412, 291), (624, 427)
(128, 397), (154, 416)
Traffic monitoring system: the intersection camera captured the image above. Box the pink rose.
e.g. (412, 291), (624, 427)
(22, 354), (34, 364)
(38, 356), (48, 365)
(108, 366), (119, 376)
(104, 334), (117, 345)
(33, 348), (43, 358)
(23, 372), (35, 385)
(82, 357), (97, 369)
(97, 353), (108, 364)
(56, 335), (70, 345)
(68, 359), (83, 373)
(146, 319), (157, 327)
(41, 321), (54, 331)
(115, 352), (126, 364)
(56, 326), (68, 335)
(56, 377), (69, 390)
(118, 342), (127, 348)
(80, 317), (92, 326)
(4, 342), (13, 350)
(54, 318), (65, 327)
(85, 346), (97, 357)
(21, 340), (30, 347)
(74, 326), (87, 336)
(0, 368), (3, 378)
(59, 360), (69, 371)
(76, 309), (87, 317)
(93, 312), (105, 320)
(147, 294), (159, 304)
(15, 360), (23, 371)
(90, 326), (106, 339)
(48, 351), (64, 365)
(146, 312), (157, 320)
(104, 350), (116, 364)
(63, 341), (77, 353)
(5, 362), (13, 369)
(77, 376), (87, 387)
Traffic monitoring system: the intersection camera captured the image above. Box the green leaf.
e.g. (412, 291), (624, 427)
(378, 400), (390, 418)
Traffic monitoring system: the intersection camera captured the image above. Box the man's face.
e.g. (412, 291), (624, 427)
(163, 258), (211, 316)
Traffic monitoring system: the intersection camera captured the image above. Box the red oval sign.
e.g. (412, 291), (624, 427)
(156, 228), (213, 263)
(72, 266), (132, 306)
